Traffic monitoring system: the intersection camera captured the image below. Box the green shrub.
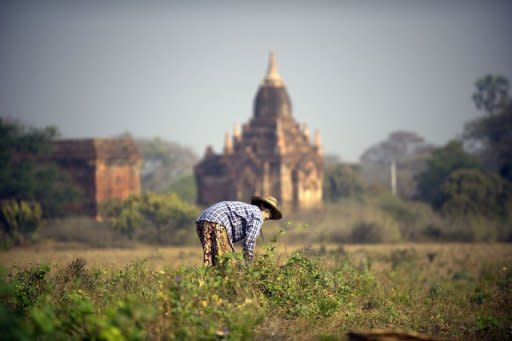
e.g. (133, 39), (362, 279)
(101, 192), (200, 244)
(0, 200), (43, 248)
(475, 315), (499, 332)
(256, 252), (346, 317)
(0, 269), (33, 340)
(9, 264), (51, 312)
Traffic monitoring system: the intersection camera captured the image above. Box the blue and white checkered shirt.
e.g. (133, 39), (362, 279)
(196, 201), (263, 259)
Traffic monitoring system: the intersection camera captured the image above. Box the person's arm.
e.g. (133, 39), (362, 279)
(242, 217), (263, 260)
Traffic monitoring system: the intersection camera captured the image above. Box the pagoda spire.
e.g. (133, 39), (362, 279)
(233, 121), (241, 140)
(263, 50), (284, 86)
(314, 129), (323, 155)
(223, 131), (233, 154)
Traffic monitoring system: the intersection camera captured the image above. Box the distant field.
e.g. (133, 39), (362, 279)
(2, 241), (511, 276)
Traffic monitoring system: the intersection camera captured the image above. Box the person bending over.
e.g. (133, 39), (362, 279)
(195, 195), (282, 265)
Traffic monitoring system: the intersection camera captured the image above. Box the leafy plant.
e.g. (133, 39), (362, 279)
(0, 199), (43, 247)
(9, 264), (50, 312)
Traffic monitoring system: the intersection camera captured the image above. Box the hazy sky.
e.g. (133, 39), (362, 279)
(1, 1), (511, 162)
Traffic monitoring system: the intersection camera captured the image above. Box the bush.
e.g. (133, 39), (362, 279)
(0, 200), (43, 248)
(8, 264), (51, 312)
(350, 220), (401, 243)
(101, 193), (200, 245)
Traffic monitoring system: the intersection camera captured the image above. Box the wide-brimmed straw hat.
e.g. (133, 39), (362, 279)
(251, 195), (282, 220)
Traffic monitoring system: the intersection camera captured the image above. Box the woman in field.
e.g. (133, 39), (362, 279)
(195, 195), (282, 265)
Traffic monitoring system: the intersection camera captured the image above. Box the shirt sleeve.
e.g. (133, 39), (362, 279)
(242, 216), (263, 259)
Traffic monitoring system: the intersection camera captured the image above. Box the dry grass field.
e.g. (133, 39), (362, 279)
(2, 241), (511, 278)
(2, 241), (511, 340)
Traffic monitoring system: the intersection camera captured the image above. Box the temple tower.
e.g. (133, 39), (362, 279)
(195, 51), (323, 209)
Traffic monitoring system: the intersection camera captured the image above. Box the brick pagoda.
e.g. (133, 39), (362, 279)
(52, 138), (141, 219)
(195, 52), (323, 209)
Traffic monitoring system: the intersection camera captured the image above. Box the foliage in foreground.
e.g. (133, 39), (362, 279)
(1, 244), (511, 341)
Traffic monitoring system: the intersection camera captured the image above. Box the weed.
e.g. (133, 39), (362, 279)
(9, 263), (50, 312)
(475, 315), (499, 332)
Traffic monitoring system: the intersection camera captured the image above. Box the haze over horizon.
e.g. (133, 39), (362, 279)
(1, 1), (511, 162)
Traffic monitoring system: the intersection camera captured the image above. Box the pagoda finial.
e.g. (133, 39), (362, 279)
(263, 50), (284, 86)
(233, 121), (241, 140)
(224, 131), (233, 154)
(314, 129), (323, 155)
(302, 123), (310, 140)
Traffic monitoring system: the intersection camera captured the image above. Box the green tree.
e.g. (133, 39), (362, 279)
(126, 134), (198, 193)
(323, 163), (364, 202)
(465, 78), (512, 181)
(415, 140), (481, 209)
(0, 118), (81, 217)
(472, 74), (509, 116)
(167, 175), (197, 203)
(100, 196), (143, 239)
(439, 169), (512, 219)
(101, 193), (199, 244)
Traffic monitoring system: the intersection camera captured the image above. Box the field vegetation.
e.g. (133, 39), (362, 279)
(1, 241), (511, 340)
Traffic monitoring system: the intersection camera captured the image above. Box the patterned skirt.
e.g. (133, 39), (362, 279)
(196, 221), (233, 266)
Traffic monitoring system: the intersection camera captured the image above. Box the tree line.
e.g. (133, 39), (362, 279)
(2, 75), (511, 246)
(324, 75), (512, 239)
(0, 119), (199, 248)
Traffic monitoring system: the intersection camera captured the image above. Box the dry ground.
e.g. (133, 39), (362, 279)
(1, 241), (511, 278)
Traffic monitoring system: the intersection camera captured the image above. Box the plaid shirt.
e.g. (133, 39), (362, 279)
(196, 201), (263, 259)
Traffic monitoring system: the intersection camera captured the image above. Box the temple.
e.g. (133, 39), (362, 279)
(52, 138), (142, 219)
(195, 52), (323, 209)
